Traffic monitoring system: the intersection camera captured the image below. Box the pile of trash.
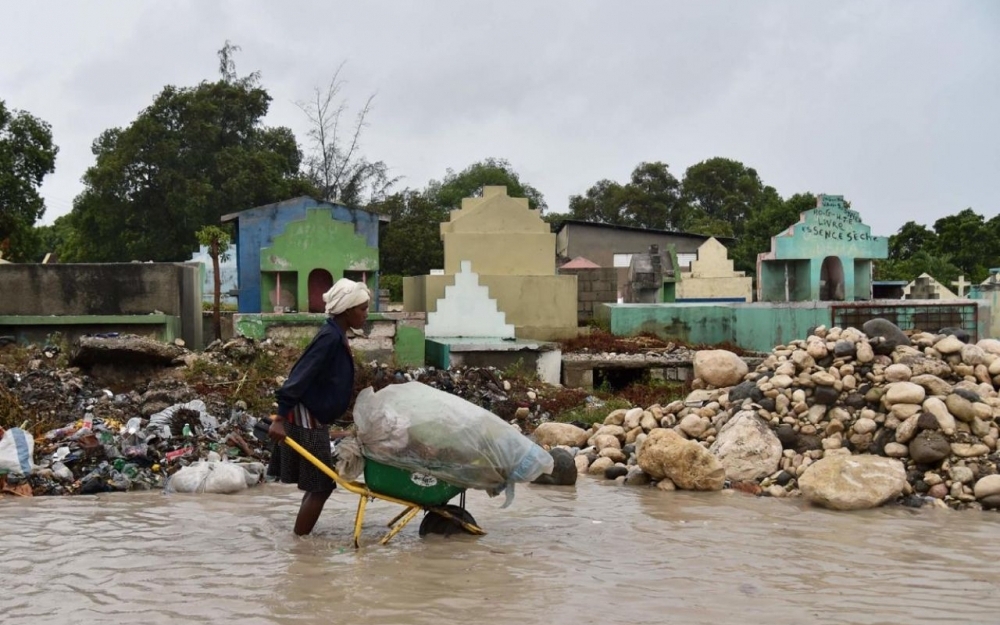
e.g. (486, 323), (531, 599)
(0, 340), (274, 498)
(0, 333), (606, 499)
(0, 392), (270, 497)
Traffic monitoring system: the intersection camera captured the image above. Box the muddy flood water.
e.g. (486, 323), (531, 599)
(2, 478), (999, 625)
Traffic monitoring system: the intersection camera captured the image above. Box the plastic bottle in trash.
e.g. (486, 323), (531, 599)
(182, 423), (193, 438)
(52, 462), (74, 482)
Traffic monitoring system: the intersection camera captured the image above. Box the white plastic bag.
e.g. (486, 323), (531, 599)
(0, 428), (36, 475)
(334, 436), (365, 481)
(166, 460), (248, 494)
(354, 382), (553, 506)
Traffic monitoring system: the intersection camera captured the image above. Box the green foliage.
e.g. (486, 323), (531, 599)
(732, 192), (814, 275)
(195, 225), (232, 262)
(0, 100), (58, 261)
(874, 250), (963, 286)
(877, 209), (998, 285)
(61, 43), (316, 262)
(201, 300), (238, 312)
(682, 157), (785, 274)
(567, 161), (687, 230)
(932, 208), (993, 283)
(196, 224), (233, 342)
(501, 357), (537, 381)
(371, 190), (448, 276)
(379, 274), (403, 301)
(427, 157), (546, 212)
(372, 158), (545, 277)
(888, 221), (936, 261)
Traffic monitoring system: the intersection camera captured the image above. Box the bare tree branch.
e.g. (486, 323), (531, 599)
(296, 63), (396, 207)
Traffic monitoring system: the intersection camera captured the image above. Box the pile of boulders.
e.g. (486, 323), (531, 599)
(534, 319), (1000, 512)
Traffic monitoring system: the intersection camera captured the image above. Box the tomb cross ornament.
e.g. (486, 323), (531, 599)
(951, 275), (970, 298)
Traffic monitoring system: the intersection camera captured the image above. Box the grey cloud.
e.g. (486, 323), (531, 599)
(0, 0), (995, 238)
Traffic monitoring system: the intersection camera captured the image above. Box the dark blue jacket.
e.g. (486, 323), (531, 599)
(275, 319), (355, 424)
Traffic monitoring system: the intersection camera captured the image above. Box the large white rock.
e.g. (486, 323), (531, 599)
(856, 342), (874, 363)
(884, 382), (926, 406)
(945, 393), (978, 423)
(974, 474), (1000, 499)
(961, 344), (988, 367)
(636, 428), (725, 490)
(798, 455), (907, 510)
(910, 374), (952, 398)
(532, 422), (590, 448)
(709, 411), (782, 482)
(977, 339), (1000, 356)
(678, 414), (710, 439)
(934, 335), (965, 355)
(693, 350), (748, 388)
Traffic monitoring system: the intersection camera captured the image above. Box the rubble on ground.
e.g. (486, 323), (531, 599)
(558, 319), (1000, 512)
(0, 333), (606, 498)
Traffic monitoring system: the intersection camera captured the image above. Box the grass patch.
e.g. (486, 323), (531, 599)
(500, 357), (537, 382)
(553, 397), (633, 426)
(617, 379), (688, 408)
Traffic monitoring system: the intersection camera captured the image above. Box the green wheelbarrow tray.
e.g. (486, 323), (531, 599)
(362, 458), (465, 507)
(280, 435), (484, 546)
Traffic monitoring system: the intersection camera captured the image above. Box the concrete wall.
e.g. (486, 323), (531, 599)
(443, 235), (554, 276)
(556, 222), (715, 267)
(224, 197), (380, 314)
(440, 187), (555, 276)
(259, 208), (378, 312)
(597, 300), (987, 353)
(0, 315), (182, 345)
(0, 263), (202, 347)
(0, 263), (187, 316)
(406, 273), (578, 340)
(233, 312), (426, 367)
(559, 266), (619, 322)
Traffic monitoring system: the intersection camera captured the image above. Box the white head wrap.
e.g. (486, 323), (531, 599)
(323, 278), (371, 316)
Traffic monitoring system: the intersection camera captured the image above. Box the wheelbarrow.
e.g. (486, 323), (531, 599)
(281, 436), (486, 548)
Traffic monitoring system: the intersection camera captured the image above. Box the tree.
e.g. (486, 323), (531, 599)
(371, 190), (448, 276)
(888, 221), (936, 261)
(64, 42), (315, 262)
(874, 250), (962, 286)
(428, 158), (546, 212)
(297, 62), (397, 208)
(680, 157), (785, 273)
(566, 162), (686, 230)
(932, 208), (993, 283)
(196, 225), (231, 341)
(731, 192), (814, 274)
(0, 100), (58, 261)
(681, 157), (782, 234)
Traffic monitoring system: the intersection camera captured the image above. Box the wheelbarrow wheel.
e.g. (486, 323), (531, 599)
(419, 504), (479, 537)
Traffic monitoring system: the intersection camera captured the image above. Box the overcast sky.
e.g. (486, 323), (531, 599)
(2, 1), (998, 236)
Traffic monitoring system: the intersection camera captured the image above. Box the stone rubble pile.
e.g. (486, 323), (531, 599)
(536, 320), (1000, 512)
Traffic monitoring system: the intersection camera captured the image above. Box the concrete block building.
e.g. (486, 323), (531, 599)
(222, 197), (381, 314)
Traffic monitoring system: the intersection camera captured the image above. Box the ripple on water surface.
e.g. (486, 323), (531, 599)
(2, 480), (1000, 625)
